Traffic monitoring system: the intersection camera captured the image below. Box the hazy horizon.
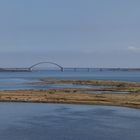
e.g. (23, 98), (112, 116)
(0, 0), (140, 68)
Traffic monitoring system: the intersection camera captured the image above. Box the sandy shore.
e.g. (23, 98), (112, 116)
(0, 80), (140, 108)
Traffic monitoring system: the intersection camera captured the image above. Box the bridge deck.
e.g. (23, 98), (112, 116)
(0, 68), (31, 72)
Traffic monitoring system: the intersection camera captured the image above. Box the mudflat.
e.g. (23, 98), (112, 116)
(0, 80), (140, 109)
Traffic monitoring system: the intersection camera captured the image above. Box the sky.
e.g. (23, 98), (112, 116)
(0, 0), (140, 68)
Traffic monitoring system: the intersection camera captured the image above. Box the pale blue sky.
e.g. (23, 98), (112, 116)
(0, 0), (140, 67)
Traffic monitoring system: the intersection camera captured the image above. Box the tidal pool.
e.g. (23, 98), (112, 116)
(0, 103), (140, 140)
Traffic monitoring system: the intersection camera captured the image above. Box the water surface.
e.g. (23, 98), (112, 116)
(0, 103), (140, 140)
(0, 70), (140, 90)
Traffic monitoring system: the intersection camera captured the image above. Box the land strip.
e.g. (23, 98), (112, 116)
(0, 80), (140, 109)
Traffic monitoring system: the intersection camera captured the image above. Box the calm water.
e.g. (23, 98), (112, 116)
(0, 103), (140, 140)
(0, 71), (140, 140)
(0, 70), (140, 90)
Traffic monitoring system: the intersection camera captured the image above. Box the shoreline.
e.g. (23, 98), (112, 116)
(0, 100), (139, 110)
(0, 88), (140, 109)
(0, 80), (140, 109)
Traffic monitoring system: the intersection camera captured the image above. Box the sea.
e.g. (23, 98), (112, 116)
(0, 70), (140, 90)
(0, 70), (140, 140)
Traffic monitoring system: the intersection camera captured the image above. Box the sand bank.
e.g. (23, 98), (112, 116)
(0, 80), (140, 108)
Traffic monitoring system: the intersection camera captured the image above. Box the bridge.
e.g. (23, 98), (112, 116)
(1, 62), (140, 72)
(29, 62), (64, 71)
(0, 62), (64, 72)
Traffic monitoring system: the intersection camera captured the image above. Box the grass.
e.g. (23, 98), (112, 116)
(0, 80), (140, 108)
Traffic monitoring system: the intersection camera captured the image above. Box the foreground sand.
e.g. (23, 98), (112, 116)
(0, 80), (140, 109)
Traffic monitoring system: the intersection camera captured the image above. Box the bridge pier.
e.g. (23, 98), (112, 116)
(61, 68), (64, 72)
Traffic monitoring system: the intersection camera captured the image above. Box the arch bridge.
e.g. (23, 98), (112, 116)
(29, 62), (64, 71)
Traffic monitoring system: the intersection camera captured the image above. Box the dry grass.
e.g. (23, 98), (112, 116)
(0, 80), (140, 108)
(0, 88), (140, 108)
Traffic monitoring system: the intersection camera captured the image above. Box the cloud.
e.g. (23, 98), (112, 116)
(127, 46), (140, 53)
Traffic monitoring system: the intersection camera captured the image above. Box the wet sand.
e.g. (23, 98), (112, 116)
(0, 80), (140, 109)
